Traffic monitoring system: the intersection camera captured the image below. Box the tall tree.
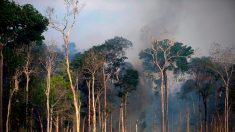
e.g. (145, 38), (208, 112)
(0, 1), (48, 130)
(47, 0), (81, 131)
(209, 44), (235, 132)
(139, 39), (193, 132)
(182, 57), (215, 132)
(82, 50), (104, 132)
(93, 36), (133, 132)
(114, 65), (139, 132)
(41, 44), (57, 132)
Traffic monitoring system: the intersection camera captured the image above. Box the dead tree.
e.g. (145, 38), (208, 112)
(46, 0), (82, 131)
(210, 44), (235, 132)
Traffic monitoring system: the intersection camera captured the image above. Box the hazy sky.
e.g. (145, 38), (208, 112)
(15, 0), (235, 57)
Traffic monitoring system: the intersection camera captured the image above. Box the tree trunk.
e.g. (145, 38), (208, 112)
(50, 108), (53, 132)
(102, 66), (107, 132)
(120, 101), (124, 132)
(6, 88), (17, 132)
(98, 97), (102, 131)
(203, 98), (208, 132)
(124, 93), (128, 132)
(46, 69), (51, 132)
(26, 75), (29, 129)
(135, 120), (138, 132)
(186, 111), (190, 132)
(91, 74), (96, 132)
(86, 80), (91, 132)
(0, 45), (3, 132)
(225, 84), (229, 132)
(55, 113), (59, 132)
(160, 71), (165, 132)
(64, 39), (80, 132)
(163, 70), (168, 132)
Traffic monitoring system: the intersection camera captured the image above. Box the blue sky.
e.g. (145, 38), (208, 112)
(15, 0), (235, 58)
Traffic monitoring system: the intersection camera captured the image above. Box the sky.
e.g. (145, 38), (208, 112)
(15, 0), (235, 58)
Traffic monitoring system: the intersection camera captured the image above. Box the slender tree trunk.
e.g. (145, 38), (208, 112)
(86, 80), (91, 132)
(0, 45), (3, 132)
(55, 113), (59, 132)
(225, 84), (229, 132)
(187, 111), (190, 132)
(98, 97), (102, 131)
(91, 74), (96, 132)
(135, 120), (138, 132)
(46, 69), (51, 132)
(160, 71), (165, 132)
(64, 39), (80, 132)
(102, 66), (107, 132)
(203, 99), (208, 132)
(120, 100), (124, 132)
(6, 89), (17, 132)
(50, 108), (53, 132)
(124, 93), (128, 132)
(163, 70), (168, 132)
(26, 75), (29, 129)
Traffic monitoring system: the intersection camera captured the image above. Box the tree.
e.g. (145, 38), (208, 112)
(93, 36), (133, 132)
(41, 44), (57, 132)
(209, 44), (235, 132)
(182, 57), (215, 132)
(114, 64), (139, 132)
(82, 50), (104, 132)
(0, 1), (48, 130)
(139, 39), (193, 132)
(47, 0), (81, 131)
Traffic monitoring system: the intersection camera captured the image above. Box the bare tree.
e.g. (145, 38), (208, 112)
(209, 43), (235, 132)
(6, 70), (22, 132)
(46, 0), (82, 131)
(82, 50), (104, 132)
(41, 44), (57, 132)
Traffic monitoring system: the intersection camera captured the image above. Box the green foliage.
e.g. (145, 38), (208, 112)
(93, 36), (133, 79)
(115, 66), (139, 97)
(139, 39), (194, 74)
(0, 0), (48, 44)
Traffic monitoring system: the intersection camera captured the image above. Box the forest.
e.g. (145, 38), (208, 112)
(0, 0), (235, 132)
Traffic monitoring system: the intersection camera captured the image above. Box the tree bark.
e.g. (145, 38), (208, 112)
(55, 113), (59, 132)
(163, 70), (168, 132)
(50, 108), (53, 132)
(46, 68), (51, 132)
(225, 84), (229, 132)
(102, 66), (107, 132)
(160, 71), (165, 132)
(86, 80), (91, 132)
(6, 89), (17, 132)
(64, 38), (80, 132)
(124, 93), (128, 132)
(91, 74), (96, 132)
